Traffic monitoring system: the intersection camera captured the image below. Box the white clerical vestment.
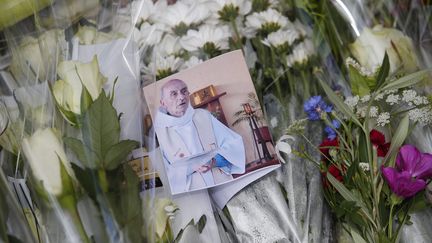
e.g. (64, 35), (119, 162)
(154, 105), (245, 194)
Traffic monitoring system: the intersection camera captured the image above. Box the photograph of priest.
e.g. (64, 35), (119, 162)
(154, 79), (246, 194)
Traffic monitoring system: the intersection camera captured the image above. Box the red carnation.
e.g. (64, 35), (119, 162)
(321, 164), (344, 188)
(370, 129), (390, 157)
(319, 138), (339, 160)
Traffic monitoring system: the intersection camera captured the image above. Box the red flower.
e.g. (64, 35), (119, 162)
(370, 129), (390, 157)
(321, 164), (344, 188)
(319, 138), (339, 160)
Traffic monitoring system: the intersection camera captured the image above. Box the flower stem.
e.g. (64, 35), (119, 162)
(60, 195), (90, 243)
(388, 202), (395, 239)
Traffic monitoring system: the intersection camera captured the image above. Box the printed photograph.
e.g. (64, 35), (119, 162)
(143, 51), (280, 195)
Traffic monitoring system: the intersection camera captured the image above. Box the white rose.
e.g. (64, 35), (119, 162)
(350, 25), (419, 74)
(9, 29), (66, 83)
(21, 128), (72, 196)
(52, 56), (107, 119)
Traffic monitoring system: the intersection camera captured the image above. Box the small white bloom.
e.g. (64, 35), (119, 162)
(142, 55), (183, 82)
(344, 95), (360, 110)
(180, 56), (204, 70)
(214, 0), (252, 19)
(408, 107), (432, 125)
(262, 28), (300, 48)
(374, 92), (384, 100)
(413, 95), (429, 106)
(134, 22), (165, 48)
(356, 106), (367, 118)
(285, 39), (314, 67)
(75, 26), (122, 45)
(361, 95), (371, 102)
(359, 162), (370, 172)
(293, 20), (310, 37)
(270, 116), (278, 128)
(385, 94), (400, 105)
(377, 112), (391, 126)
(132, 0), (168, 24)
(369, 106), (379, 117)
(402, 89), (417, 105)
(158, 34), (183, 57)
(245, 9), (290, 37)
(180, 24), (231, 53)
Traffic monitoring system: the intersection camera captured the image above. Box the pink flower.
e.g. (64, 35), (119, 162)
(381, 145), (432, 198)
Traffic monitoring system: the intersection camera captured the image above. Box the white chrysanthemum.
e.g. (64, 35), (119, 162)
(157, 1), (212, 35)
(180, 56), (204, 70)
(132, 0), (168, 24)
(344, 95), (360, 110)
(293, 20), (310, 37)
(214, 0), (252, 19)
(244, 9), (290, 37)
(142, 55), (183, 82)
(262, 28), (300, 48)
(285, 39), (314, 67)
(180, 24), (231, 52)
(385, 94), (400, 105)
(377, 112), (391, 126)
(157, 34), (183, 57)
(134, 22), (165, 48)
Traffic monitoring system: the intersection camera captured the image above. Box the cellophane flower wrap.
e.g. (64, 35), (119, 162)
(0, 0), (180, 242)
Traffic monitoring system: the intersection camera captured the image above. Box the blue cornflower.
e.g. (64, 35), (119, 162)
(324, 119), (341, 140)
(304, 96), (333, 121)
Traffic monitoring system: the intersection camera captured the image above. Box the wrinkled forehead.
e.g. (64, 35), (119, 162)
(161, 80), (188, 95)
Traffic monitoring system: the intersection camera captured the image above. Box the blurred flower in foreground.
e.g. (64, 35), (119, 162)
(9, 29), (66, 83)
(74, 25), (123, 45)
(21, 128), (73, 196)
(382, 145), (432, 198)
(350, 25), (419, 74)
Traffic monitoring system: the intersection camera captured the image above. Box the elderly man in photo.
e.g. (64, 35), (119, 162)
(154, 79), (246, 194)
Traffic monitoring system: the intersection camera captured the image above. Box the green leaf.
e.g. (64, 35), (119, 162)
(64, 137), (100, 169)
(109, 77), (119, 104)
(196, 215), (207, 234)
(71, 163), (98, 202)
(327, 173), (373, 222)
(350, 229), (368, 243)
(349, 65), (371, 96)
(318, 78), (363, 127)
(379, 69), (431, 91)
(104, 140), (139, 170)
(374, 52), (390, 91)
(81, 93), (120, 161)
(383, 115), (410, 166)
(80, 84), (93, 114)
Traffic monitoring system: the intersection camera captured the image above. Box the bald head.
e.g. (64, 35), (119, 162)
(160, 79), (190, 117)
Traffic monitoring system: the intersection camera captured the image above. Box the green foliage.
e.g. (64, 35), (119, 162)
(65, 92), (141, 241)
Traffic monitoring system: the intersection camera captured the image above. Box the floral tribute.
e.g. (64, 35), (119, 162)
(288, 53), (432, 242)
